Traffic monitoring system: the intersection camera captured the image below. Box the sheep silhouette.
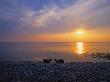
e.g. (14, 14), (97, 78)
(54, 59), (64, 63)
(43, 59), (52, 63)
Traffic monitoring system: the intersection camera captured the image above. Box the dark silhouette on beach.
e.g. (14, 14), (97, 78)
(90, 52), (110, 60)
(54, 59), (64, 63)
(43, 59), (52, 63)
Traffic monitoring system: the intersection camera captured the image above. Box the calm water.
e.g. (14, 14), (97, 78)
(0, 42), (110, 62)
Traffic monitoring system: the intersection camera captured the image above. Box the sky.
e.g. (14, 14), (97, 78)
(0, 0), (110, 42)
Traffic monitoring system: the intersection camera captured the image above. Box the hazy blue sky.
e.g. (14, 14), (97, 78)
(0, 0), (110, 42)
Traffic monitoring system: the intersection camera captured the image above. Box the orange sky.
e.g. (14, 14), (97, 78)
(13, 29), (110, 42)
(0, 0), (110, 42)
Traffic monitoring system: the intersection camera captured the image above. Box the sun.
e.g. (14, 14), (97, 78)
(75, 29), (85, 35)
(74, 29), (86, 41)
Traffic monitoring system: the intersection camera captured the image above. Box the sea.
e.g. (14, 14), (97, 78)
(0, 42), (110, 62)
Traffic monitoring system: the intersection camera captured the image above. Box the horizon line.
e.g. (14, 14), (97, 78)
(0, 41), (110, 43)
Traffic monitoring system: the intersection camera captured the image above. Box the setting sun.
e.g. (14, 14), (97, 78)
(75, 29), (85, 35)
(73, 29), (86, 41)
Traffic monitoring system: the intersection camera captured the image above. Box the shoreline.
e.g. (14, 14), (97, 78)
(0, 61), (110, 82)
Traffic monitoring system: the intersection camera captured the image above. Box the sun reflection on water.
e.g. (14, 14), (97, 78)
(76, 42), (85, 55)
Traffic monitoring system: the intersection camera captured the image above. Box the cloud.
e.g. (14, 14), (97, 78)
(21, 0), (110, 34)
(0, 0), (110, 41)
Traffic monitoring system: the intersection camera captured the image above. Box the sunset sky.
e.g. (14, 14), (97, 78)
(0, 0), (110, 42)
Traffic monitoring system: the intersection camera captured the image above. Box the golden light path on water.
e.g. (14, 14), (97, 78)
(76, 42), (85, 55)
